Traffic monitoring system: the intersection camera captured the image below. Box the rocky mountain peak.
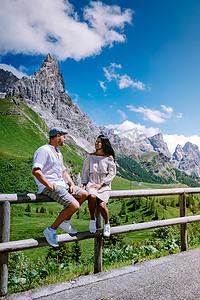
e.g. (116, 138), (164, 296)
(37, 53), (63, 83)
(0, 69), (19, 93)
(44, 53), (57, 63)
(183, 142), (199, 153)
(6, 53), (73, 108)
(171, 142), (200, 177)
(173, 144), (183, 160)
(147, 132), (171, 158)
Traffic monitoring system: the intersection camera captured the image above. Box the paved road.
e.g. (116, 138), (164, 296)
(3, 248), (200, 300)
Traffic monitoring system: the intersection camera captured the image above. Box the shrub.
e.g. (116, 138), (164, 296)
(47, 243), (71, 263)
(25, 204), (31, 212)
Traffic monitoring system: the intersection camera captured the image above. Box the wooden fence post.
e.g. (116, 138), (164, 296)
(179, 193), (187, 251)
(0, 201), (10, 296)
(94, 206), (103, 273)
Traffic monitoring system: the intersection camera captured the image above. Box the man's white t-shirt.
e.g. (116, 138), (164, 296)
(33, 143), (67, 193)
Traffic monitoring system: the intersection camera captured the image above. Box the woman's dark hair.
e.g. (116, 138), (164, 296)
(98, 135), (115, 161)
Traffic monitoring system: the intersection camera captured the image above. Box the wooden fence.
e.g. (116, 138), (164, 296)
(1, 187), (200, 296)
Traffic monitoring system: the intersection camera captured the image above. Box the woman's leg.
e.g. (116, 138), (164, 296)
(98, 199), (110, 237)
(88, 194), (97, 220)
(98, 200), (109, 224)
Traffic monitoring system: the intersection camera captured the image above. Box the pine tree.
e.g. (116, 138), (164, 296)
(25, 204), (31, 212)
(103, 214), (124, 248)
(71, 241), (81, 262)
(120, 200), (127, 217)
(40, 207), (46, 213)
(47, 243), (71, 263)
(154, 210), (159, 220)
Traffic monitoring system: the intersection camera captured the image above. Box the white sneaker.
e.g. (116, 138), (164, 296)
(59, 221), (78, 234)
(89, 217), (97, 233)
(43, 227), (58, 247)
(103, 224), (110, 237)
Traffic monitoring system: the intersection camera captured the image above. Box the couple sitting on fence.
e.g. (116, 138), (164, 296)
(32, 127), (116, 247)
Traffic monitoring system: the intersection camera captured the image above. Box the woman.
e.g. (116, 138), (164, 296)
(81, 135), (116, 237)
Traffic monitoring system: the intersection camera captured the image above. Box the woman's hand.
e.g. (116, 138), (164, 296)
(90, 183), (104, 190)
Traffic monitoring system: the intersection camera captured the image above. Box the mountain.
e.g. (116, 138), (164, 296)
(135, 152), (176, 181)
(148, 133), (171, 158)
(0, 68), (19, 97)
(116, 153), (199, 187)
(1, 53), (200, 184)
(171, 142), (200, 177)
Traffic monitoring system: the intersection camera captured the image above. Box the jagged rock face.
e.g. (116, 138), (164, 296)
(171, 142), (200, 177)
(183, 142), (200, 155)
(0, 69), (19, 93)
(173, 144), (184, 161)
(140, 152), (176, 180)
(134, 137), (155, 153)
(171, 144), (184, 169)
(148, 133), (171, 158)
(7, 54), (72, 108)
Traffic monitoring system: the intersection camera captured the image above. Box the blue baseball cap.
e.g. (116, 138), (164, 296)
(49, 127), (68, 137)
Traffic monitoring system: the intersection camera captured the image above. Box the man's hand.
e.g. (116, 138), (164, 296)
(49, 183), (55, 192)
(70, 183), (76, 195)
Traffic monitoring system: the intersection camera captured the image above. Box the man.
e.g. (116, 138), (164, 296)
(32, 127), (88, 247)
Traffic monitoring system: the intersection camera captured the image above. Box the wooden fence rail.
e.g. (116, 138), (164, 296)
(1, 187), (200, 296)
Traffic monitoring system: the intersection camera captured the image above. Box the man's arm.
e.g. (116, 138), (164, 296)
(62, 170), (76, 195)
(32, 168), (54, 192)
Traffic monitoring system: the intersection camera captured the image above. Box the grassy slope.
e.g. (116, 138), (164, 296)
(0, 98), (48, 159)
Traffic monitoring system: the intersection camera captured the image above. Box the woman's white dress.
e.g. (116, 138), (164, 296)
(81, 154), (116, 203)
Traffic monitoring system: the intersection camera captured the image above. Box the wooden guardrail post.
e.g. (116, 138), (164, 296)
(179, 192), (187, 251)
(0, 201), (10, 296)
(94, 206), (103, 273)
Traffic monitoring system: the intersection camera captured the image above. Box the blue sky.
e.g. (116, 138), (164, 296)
(1, 0), (200, 153)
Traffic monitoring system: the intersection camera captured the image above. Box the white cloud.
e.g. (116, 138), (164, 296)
(127, 105), (166, 123)
(103, 63), (145, 90)
(99, 81), (107, 92)
(0, 0), (133, 61)
(117, 109), (127, 121)
(67, 91), (79, 103)
(118, 74), (145, 90)
(177, 112), (183, 119)
(0, 63), (27, 78)
(127, 104), (181, 124)
(84, 2), (133, 45)
(161, 105), (173, 117)
(106, 120), (160, 137)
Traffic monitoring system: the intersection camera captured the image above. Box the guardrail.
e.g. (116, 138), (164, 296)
(1, 187), (200, 296)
